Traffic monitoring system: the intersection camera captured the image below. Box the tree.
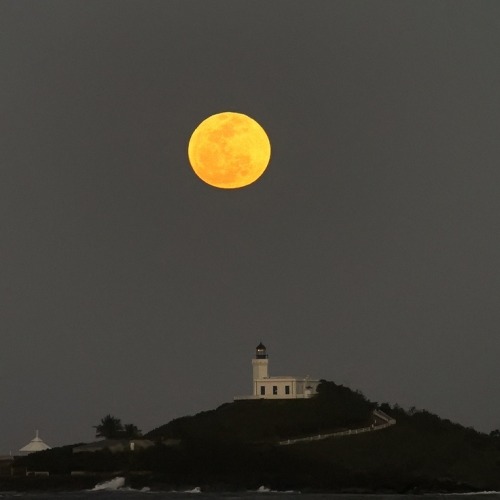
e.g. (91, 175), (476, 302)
(123, 423), (142, 438)
(94, 414), (123, 439)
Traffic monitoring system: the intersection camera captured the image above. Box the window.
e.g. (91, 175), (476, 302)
(260, 386), (265, 395)
(273, 386), (278, 395)
(285, 385), (290, 395)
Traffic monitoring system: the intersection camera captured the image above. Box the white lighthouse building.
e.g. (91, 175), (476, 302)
(236, 343), (319, 400)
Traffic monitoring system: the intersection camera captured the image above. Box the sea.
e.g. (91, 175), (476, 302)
(1, 478), (500, 500)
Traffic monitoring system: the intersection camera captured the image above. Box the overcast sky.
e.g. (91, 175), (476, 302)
(1, 1), (500, 453)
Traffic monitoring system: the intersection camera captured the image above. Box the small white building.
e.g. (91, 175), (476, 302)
(235, 343), (319, 400)
(19, 430), (51, 454)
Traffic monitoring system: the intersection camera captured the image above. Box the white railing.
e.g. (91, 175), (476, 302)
(373, 409), (396, 425)
(278, 409), (396, 446)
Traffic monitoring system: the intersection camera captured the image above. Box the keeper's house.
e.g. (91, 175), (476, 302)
(235, 343), (319, 400)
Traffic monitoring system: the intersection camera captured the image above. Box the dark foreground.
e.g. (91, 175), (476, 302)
(1, 483), (500, 500)
(7, 383), (500, 494)
(0, 472), (494, 496)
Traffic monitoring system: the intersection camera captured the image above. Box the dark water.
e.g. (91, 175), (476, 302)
(1, 490), (500, 500)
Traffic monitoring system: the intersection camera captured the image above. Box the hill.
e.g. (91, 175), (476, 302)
(9, 380), (500, 493)
(146, 380), (375, 443)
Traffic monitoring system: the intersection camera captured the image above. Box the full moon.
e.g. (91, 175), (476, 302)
(188, 112), (271, 189)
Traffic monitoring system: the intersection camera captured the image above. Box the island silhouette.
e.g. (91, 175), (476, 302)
(4, 379), (500, 493)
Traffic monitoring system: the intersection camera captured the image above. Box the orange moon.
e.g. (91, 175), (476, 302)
(188, 112), (271, 189)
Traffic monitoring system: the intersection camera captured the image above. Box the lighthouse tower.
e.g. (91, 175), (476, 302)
(252, 342), (269, 390)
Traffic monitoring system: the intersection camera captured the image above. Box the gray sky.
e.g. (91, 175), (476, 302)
(1, 0), (500, 453)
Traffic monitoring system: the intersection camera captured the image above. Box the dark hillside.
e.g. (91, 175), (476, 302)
(10, 381), (500, 493)
(277, 406), (500, 491)
(146, 380), (375, 443)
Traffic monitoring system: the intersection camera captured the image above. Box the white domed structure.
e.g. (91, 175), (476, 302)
(19, 430), (51, 454)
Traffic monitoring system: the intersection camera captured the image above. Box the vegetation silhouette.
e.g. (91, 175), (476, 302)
(93, 415), (123, 439)
(93, 415), (141, 439)
(10, 381), (500, 493)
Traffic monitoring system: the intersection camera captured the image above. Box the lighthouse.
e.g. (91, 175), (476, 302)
(236, 343), (319, 400)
